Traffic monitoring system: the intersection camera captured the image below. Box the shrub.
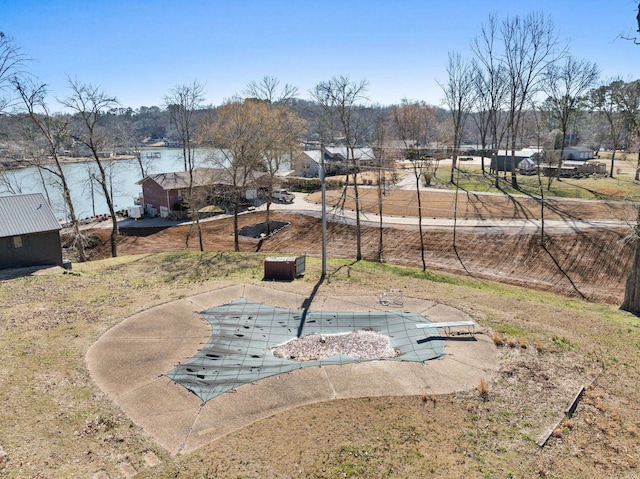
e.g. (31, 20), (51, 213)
(478, 378), (489, 401)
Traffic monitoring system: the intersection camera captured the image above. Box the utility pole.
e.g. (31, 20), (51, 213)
(320, 141), (327, 278)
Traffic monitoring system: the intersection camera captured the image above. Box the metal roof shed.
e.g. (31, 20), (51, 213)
(0, 193), (63, 269)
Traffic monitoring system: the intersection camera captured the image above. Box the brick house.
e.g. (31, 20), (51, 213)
(137, 167), (268, 218)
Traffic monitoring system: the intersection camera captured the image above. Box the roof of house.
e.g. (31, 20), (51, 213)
(494, 147), (543, 158)
(324, 146), (375, 161)
(302, 150), (322, 163)
(562, 146), (594, 153)
(139, 167), (268, 190)
(302, 147), (376, 164)
(0, 193), (61, 238)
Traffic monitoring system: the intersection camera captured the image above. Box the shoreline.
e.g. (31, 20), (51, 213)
(0, 154), (138, 171)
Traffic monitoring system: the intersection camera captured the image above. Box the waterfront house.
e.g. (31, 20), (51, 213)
(137, 167), (268, 218)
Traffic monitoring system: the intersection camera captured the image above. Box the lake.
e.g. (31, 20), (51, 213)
(0, 148), (213, 220)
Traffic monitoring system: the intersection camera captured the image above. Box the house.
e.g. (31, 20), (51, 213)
(293, 146), (376, 177)
(385, 140), (447, 160)
(137, 167), (268, 218)
(0, 193), (63, 270)
(534, 147), (600, 177)
(556, 146), (595, 161)
(295, 150), (322, 177)
(490, 148), (543, 173)
(517, 157), (539, 175)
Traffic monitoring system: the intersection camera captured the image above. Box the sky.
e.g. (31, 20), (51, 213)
(2, 0), (640, 110)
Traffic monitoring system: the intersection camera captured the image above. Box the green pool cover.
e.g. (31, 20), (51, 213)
(165, 299), (445, 403)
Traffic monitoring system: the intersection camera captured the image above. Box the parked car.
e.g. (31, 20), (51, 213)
(272, 188), (295, 203)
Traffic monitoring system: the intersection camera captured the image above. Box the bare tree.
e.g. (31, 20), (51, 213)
(60, 79), (120, 257)
(371, 108), (395, 263)
(262, 104), (306, 233)
(620, 2), (640, 45)
(310, 75), (369, 261)
(112, 113), (151, 179)
(164, 81), (205, 172)
(13, 79), (87, 261)
(203, 99), (264, 251)
(613, 80), (640, 180)
(440, 52), (476, 184)
(622, 209), (640, 314)
(501, 12), (564, 188)
(164, 81), (206, 250)
(590, 79), (629, 177)
(243, 78), (306, 234)
(0, 31), (29, 113)
(542, 56), (599, 189)
(244, 76), (298, 104)
(392, 100), (436, 271)
(471, 17), (509, 176)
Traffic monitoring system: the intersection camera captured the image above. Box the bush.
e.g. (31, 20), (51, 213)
(285, 177), (322, 193)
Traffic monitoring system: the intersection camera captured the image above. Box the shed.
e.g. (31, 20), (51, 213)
(0, 193), (63, 269)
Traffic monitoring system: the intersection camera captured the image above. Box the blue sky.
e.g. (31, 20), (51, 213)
(2, 0), (640, 109)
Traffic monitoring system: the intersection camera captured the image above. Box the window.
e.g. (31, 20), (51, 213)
(13, 236), (22, 248)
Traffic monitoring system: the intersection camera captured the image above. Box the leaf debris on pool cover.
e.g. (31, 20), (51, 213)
(165, 299), (445, 403)
(272, 330), (399, 361)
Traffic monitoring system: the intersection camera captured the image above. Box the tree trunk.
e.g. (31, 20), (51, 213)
(510, 132), (519, 189)
(61, 180), (86, 262)
(449, 150), (457, 183)
(194, 210), (203, 252)
(610, 149), (616, 178)
(353, 173), (362, 261)
(265, 193), (272, 236)
(233, 200), (239, 252)
(377, 168), (383, 263)
(621, 209), (640, 314)
(416, 174), (426, 271)
(94, 162), (118, 257)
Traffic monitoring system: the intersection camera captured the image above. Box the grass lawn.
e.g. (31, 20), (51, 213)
(2, 253), (640, 477)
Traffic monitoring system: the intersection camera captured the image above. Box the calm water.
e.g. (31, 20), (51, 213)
(0, 148), (209, 220)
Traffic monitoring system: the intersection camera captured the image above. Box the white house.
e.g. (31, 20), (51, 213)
(293, 147), (376, 178)
(556, 146), (594, 161)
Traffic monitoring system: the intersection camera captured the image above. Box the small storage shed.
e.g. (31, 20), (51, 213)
(264, 255), (305, 281)
(0, 193), (63, 269)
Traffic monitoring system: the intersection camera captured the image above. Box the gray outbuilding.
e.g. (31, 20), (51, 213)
(0, 193), (63, 270)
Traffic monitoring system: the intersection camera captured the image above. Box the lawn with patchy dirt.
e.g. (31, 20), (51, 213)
(2, 187), (640, 477)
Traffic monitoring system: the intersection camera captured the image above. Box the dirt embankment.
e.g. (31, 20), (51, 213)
(82, 204), (632, 305)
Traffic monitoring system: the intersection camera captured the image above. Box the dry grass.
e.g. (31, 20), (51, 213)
(534, 338), (544, 352)
(478, 378), (489, 401)
(2, 251), (640, 478)
(507, 336), (519, 348)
